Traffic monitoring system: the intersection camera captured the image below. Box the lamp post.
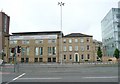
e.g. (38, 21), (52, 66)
(58, 2), (65, 64)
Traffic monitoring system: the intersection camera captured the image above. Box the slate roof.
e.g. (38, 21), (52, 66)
(11, 31), (92, 37)
(12, 31), (63, 35)
(64, 33), (92, 37)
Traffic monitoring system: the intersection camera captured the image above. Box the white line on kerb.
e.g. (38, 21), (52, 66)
(83, 76), (118, 79)
(19, 77), (62, 80)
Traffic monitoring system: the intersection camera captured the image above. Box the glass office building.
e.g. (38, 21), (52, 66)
(101, 8), (120, 57)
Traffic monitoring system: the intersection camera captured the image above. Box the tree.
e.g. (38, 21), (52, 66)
(97, 46), (102, 61)
(114, 48), (119, 60)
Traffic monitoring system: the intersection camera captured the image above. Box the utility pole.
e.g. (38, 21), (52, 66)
(58, 2), (65, 64)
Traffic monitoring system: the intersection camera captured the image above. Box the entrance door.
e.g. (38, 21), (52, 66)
(75, 54), (78, 62)
(74, 53), (79, 62)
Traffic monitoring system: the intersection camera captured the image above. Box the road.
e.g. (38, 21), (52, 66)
(1, 63), (119, 84)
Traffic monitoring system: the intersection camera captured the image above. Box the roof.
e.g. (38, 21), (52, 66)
(64, 33), (92, 37)
(0, 12), (10, 17)
(12, 31), (63, 35)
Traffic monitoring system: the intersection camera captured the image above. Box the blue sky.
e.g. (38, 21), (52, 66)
(0, 0), (119, 41)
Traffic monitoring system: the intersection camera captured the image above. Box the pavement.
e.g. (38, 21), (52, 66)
(0, 63), (119, 83)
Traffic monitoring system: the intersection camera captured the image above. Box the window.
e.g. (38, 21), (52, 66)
(21, 58), (24, 63)
(81, 54), (84, 60)
(48, 40), (52, 43)
(87, 38), (89, 42)
(10, 48), (13, 57)
(64, 55), (66, 60)
(10, 40), (17, 44)
(80, 38), (84, 43)
(48, 58), (51, 62)
(26, 58), (29, 63)
(87, 45), (90, 50)
(75, 39), (78, 43)
(48, 39), (56, 43)
(87, 54), (90, 59)
(75, 46), (78, 51)
(21, 47), (26, 56)
(40, 47), (43, 55)
(81, 46), (84, 51)
(9, 58), (12, 63)
(4, 15), (7, 32)
(69, 55), (72, 60)
(35, 47), (39, 56)
(53, 58), (56, 62)
(22, 40), (29, 44)
(63, 39), (66, 43)
(52, 39), (56, 43)
(48, 47), (52, 54)
(35, 58), (38, 62)
(39, 58), (43, 62)
(48, 47), (56, 55)
(35, 40), (43, 44)
(52, 47), (56, 55)
(69, 39), (72, 43)
(26, 47), (30, 56)
(69, 46), (72, 51)
(63, 46), (67, 51)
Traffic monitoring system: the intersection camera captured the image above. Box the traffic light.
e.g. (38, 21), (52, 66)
(11, 48), (15, 53)
(17, 46), (21, 53)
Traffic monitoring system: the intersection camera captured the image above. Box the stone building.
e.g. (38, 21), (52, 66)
(62, 33), (94, 63)
(3, 31), (98, 63)
(1, 12), (107, 63)
(0, 12), (10, 60)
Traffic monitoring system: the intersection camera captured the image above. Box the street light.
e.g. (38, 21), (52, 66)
(58, 2), (65, 64)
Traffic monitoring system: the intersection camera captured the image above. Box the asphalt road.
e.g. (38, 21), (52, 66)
(1, 63), (119, 83)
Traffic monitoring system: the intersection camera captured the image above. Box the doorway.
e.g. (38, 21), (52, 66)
(74, 53), (79, 62)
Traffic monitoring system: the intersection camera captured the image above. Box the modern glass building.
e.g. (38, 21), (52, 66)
(118, 1), (120, 8)
(101, 8), (120, 57)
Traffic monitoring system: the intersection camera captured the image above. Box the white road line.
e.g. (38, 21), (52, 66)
(5, 73), (26, 84)
(12, 73), (26, 81)
(19, 77), (62, 80)
(82, 76), (118, 79)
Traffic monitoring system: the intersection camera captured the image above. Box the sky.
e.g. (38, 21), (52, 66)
(0, 0), (119, 41)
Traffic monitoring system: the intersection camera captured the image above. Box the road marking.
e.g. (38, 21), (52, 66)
(19, 77), (62, 80)
(82, 76), (118, 79)
(5, 73), (26, 84)
(12, 73), (26, 81)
